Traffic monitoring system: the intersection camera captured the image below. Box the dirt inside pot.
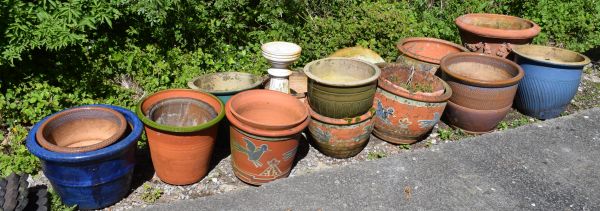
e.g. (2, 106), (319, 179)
(513, 45), (587, 63)
(464, 16), (533, 30)
(382, 65), (443, 94)
(41, 111), (125, 148)
(147, 98), (217, 127)
(447, 60), (514, 82)
(192, 73), (262, 92)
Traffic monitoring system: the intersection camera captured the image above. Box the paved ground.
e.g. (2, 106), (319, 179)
(145, 108), (600, 211)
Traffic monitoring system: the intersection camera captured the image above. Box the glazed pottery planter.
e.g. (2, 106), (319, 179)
(188, 72), (265, 103)
(306, 101), (375, 158)
(226, 89), (309, 185)
(440, 52), (524, 133)
(136, 89), (224, 185)
(261, 41), (301, 69)
(26, 105), (142, 209)
(304, 58), (381, 118)
(35, 106), (127, 153)
(512, 45), (591, 119)
(455, 13), (540, 57)
(373, 64), (452, 144)
(329, 46), (385, 64)
(396, 37), (468, 74)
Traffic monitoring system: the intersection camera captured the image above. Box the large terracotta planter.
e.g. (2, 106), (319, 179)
(226, 89), (309, 185)
(304, 58), (381, 118)
(27, 105), (143, 209)
(188, 72), (265, 103)
(136, 89), (225, 185)
(373, 63), (452, 144)
(440, 52), (524, 133)
(36, 106), (127, 153)
(512, 45), (591, 119)
(455, 13), (540, 57)
(306, 101), (375, 159)
(396, 37), (468, 74)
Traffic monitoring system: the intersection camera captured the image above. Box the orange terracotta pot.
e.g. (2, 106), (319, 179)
(226, 90), (309, 185)
(306, 101), (375, 159)
(373, 64), (452, 144)
(136, 89), (225, 185)
(396, 37), (468, 74)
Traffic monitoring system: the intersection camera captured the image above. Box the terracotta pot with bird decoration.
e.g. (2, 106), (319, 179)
(226, 89), (309, 185)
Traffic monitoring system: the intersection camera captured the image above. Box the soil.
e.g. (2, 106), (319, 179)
(389, 75), (434, 93)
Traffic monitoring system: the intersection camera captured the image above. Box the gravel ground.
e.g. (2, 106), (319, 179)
(28, 64), (600, 210)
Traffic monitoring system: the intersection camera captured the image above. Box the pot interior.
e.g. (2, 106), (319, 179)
(192, 72), (262, 92)
(445, 56), (518, 82)
(513, 45), (587, 63)
(231, 93), (306, 127)
(41, 110), (125, 148)
(382, 65), (444, 94)
(147, 98), (217, 127)
(400, 40), (465, 63)
(307, 59), (376, 83)
(461, 15), (533, 30)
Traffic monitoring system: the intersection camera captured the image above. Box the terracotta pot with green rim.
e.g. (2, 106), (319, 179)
(396, 37), (469, 74)
(187, 72), (265, 103)
(226, 89), (309, 185)
(136, 89), (225, 185)
(440, 52), (524, 133)
(304, 57), (381, 118)
(373, 63), (452, 144)
(306, 100), (375, 159)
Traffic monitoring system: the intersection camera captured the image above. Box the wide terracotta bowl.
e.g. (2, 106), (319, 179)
(229, 89), (308, 130)
(36, 106), (127, 153)
(396, 37), (468, 71)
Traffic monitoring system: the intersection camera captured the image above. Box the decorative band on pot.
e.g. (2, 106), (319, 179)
(26, 105), (143, 209)
(226, 89), (309, 185)
(136, 89), (225, 185)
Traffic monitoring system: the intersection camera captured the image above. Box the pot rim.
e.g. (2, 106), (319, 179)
(228, 89), (309, 131)
(303, 57), (381, 87)
(136, 89), (225, 133)
(440, 52), (524, 87)
(261, 41), (302, 55)
(26, 104), (143, 163)
(511, 44), (591, 67)
(396, 37), (468, 64)
(35, 106), (127, 153)
(187, 72), (266, 95)
(378, 64), (452, 103)
(455, 13), (541, 40)
(306, 100), (375, 125)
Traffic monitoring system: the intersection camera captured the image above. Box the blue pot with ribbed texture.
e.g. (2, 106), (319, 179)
(26, 105), (142, 209)
(512, 45), (591, 119)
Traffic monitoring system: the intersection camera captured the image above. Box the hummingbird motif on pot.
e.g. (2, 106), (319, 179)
(233, 137), (269, 167)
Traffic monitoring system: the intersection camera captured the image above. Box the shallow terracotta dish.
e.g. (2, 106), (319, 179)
(36, 106), (127, 153)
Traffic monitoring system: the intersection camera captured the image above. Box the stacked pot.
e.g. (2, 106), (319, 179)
(26, 105), (143, 209)
(303, 58), (380, 158)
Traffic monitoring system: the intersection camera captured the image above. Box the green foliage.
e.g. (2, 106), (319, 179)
(497, 117), (533, 130)
(0, 125), (40, 177)
(50, 188), (77, 211)
(398, 144), (412, 150)
(367, 151), (387, 160)
(141, 182), (163, 203)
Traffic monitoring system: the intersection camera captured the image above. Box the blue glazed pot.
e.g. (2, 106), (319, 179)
(26, 105), (143, 209)
(512, 45), (591, 119)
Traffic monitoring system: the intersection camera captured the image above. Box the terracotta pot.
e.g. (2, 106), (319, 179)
(306, 101), (375, 159)
(329, 46), (385, 64)
(396, 37), (468, 74)
(136, 89), (224, 185)
(455, 13), (540, 57)
(304, 58), (381, 118)
(440, 53), (524, 133)
(226, 89), (309, 185)
(187, 72), (266, 103)
(36, 106), (127, 153)
(373, 64), (452, 144)
(512, 45), (591, 119)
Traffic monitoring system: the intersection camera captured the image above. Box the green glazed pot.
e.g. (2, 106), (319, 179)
(304, 58), (381, 118)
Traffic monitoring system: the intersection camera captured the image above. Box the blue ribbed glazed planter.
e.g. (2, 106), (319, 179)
(26, 105), (143, 209)
(512, 45), (591, 119)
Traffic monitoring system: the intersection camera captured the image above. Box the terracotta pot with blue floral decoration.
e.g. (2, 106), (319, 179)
(373, 63), (452, 144)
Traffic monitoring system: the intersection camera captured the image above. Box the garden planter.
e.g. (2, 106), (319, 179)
(26, 105), (143, 209)
(188, 72), (265, 103)
(136, 89), (224, 185)
(440, 52), (524, 133)
(306, 101), (375, 158)
(512, 45), (591, 119)
(455, 13), (540, 57)
(329, 46), (385, 64)
(304, 58), (381, 118)
(396, 37), (468, 74)
(226, 90), (309, 185)
(36, 106), (127, 153)
(373, 64), (452, 144)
